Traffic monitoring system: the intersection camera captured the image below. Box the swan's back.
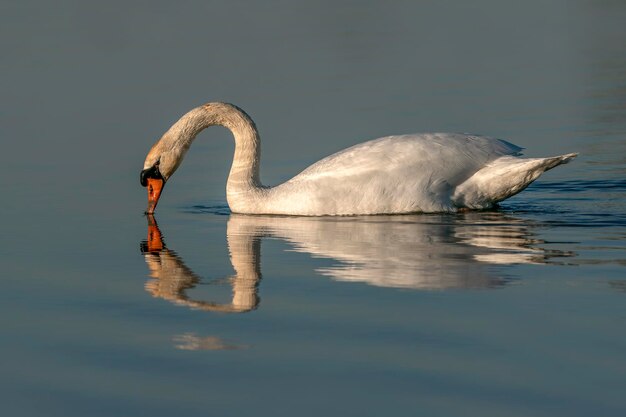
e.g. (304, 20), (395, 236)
(256, 134), (526, 215)
(294, 133), (522, 184)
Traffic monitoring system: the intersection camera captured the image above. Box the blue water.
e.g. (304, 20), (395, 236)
(2, 1), (625, 416)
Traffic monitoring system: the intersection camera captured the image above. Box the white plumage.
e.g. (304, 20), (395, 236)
(141, 102), (577, 215)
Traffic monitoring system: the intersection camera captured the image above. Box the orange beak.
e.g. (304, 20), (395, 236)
(146, 177), (165, 214)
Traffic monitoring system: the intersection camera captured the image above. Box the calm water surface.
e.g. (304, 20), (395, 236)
(2, 1), (625, 416)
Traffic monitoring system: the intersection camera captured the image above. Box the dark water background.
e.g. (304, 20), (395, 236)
(1, 1), (625, 416)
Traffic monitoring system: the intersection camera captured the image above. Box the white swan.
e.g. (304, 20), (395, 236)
(141, 102), (577, 215)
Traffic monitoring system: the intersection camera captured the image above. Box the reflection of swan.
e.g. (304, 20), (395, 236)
(454, 213), (575, 265)
(141, 213), (574, 313)
(227, 213), (572, 290)
(140, 102), (577, 215)
(141, 215), (260, 313)
(173, 333), (246, 351)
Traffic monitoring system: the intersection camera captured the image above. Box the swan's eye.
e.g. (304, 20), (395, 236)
(140, 164), (163, 187)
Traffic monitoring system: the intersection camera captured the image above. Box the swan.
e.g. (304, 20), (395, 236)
(141, 102), (577, 215)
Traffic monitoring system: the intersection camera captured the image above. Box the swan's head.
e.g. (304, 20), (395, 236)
(139, 102), (254, 213)
(141, 135), (187, 214)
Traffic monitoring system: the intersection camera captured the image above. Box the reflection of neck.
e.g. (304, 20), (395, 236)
(142, 215), (261, 313)
(228, 226), (262, 311)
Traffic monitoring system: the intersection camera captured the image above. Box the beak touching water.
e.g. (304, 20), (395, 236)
(145, 178), (164, 214)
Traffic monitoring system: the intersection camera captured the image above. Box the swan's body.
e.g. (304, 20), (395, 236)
(141, 102), (577, 215)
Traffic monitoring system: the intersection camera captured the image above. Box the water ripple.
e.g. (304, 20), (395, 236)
(504, 179), (626, 228)
(529, 179), (626, 192)
(185, 204), (231, 215)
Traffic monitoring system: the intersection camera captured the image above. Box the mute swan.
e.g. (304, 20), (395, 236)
(141, 102), (577, 215)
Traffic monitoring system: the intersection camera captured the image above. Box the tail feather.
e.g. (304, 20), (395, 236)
(453, 153), (578, 209)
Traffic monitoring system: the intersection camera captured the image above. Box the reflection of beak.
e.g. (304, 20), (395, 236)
(145, 214), (164, 252)
(145, 178), (164, 214)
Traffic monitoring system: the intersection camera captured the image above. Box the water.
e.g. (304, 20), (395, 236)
(1, 1), (625, 416)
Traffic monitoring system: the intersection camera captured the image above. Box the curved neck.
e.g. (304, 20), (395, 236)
(166, 102), (263, 197)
